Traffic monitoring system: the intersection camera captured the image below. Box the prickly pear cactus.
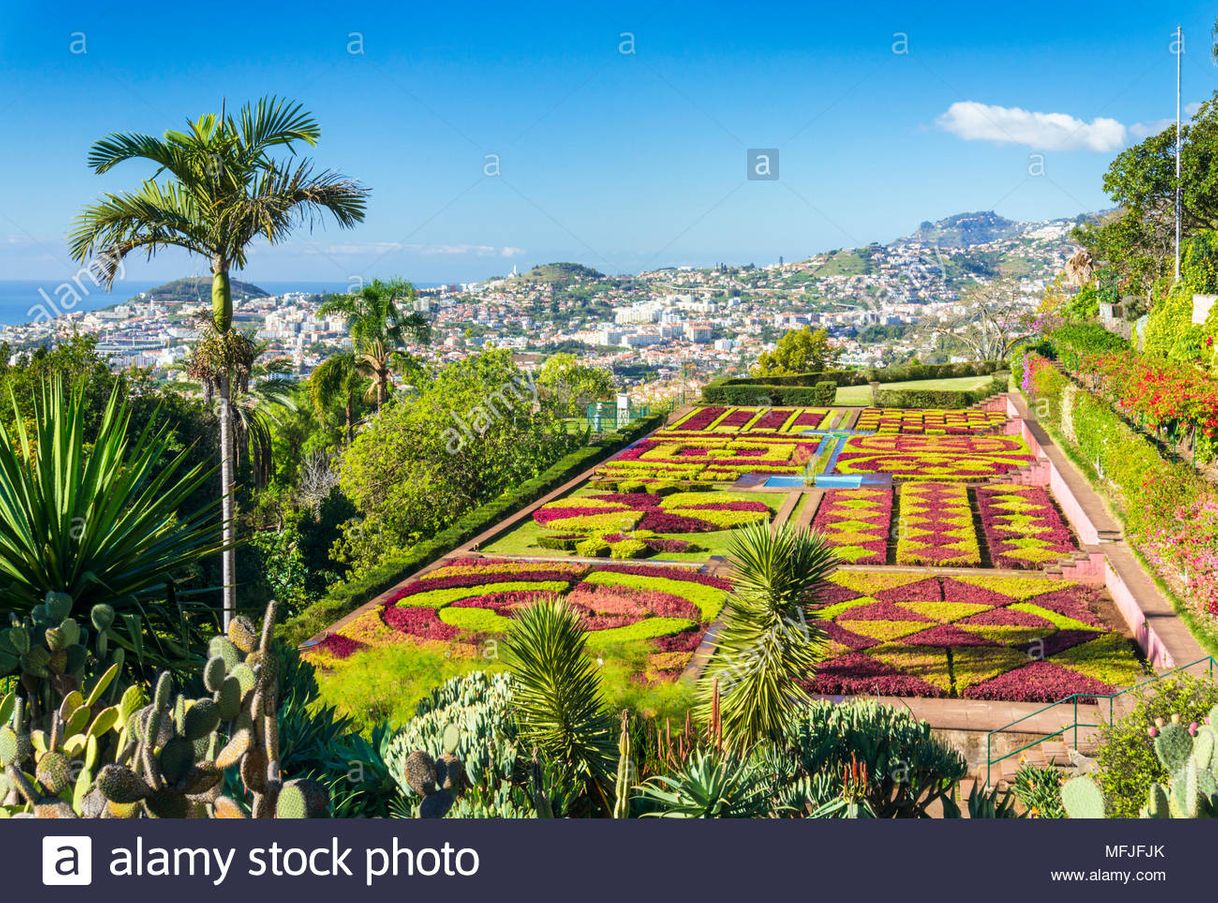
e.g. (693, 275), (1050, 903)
(1062, 708), (1218, 820)
(2, 601), (330, 819)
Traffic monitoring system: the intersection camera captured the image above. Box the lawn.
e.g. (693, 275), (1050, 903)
(834, 374), (999, 406)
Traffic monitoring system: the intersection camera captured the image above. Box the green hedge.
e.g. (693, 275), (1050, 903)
(1045, 323), (1129, 372)
(872, 375), (1007, 409)
(280, 411), (666, 645)
(702, 381), (837, 406)
(707, 360), (1007, 397)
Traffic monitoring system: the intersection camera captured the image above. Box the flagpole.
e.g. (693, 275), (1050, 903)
(1175, 23), (1183, 283)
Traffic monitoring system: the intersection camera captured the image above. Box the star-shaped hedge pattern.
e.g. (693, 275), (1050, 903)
(976, 483), (1080, 569)
(806, 572), (1145, 702)
(810, 488), (893, 564)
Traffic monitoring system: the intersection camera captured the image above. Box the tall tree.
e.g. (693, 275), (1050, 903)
(318, 278), (431, 410)
(308, 351), (364, 445)
(69, 96), (368, 625)
(753, 326), (839, 376)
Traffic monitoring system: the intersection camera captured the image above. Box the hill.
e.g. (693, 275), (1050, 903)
(514, 262), (606, 284)
(142, 277), (269, 304)
(909, 211), (1021, 248)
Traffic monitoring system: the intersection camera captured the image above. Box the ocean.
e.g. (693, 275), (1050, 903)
(0, 280), (363, 327)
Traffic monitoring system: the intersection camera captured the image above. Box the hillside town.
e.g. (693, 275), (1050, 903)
(0, 212), (1078, 402)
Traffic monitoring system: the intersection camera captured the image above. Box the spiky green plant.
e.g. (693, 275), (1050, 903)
(636, 748), (772, 818)
(500, 596), (614, 811)
(696, 521), (835, 750)
(0, 379), (219, 632)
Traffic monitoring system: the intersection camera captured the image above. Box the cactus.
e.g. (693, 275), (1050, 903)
(1061, 775), (1107, 818)
(1062, 707), (1218, 819)
(0, 596), (121, 723)
(613, 709), (631, 819)
(1, 601), (330, 819)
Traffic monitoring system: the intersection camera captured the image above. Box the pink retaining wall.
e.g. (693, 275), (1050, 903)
(1000, 394), (1176, 668)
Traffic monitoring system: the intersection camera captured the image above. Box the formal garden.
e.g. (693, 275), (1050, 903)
(10, 94), (1218, 823)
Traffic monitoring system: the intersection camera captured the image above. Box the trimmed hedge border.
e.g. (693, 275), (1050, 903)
(872, 375), (1007, 409)
(280, 411), (667, 645)
(708, 359), (1006, 393)
(701, 380), (837, 406)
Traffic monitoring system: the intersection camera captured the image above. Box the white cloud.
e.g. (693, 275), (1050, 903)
(936, 101), (1127, 152)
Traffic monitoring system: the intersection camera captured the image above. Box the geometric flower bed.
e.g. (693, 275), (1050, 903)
(854, 407), (1008, 434)
(976, 483), (1080, 569)
(833, 433), (1035, 481)
(309, 558), (732, 684)
(895, 483), (981, 567)
(668, 405), (837, 434)
(810, 488), (893, 564)
(806, 571), (1145, 702)
(596, 434), (818, 484)
(530, 491), (772, 557)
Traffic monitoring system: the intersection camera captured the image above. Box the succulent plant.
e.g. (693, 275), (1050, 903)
(1062, 706), (1218, 819)
(1, 601), (330, 819)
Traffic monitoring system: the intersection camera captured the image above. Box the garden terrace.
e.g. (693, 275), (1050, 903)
(306, 557), (731, 687)
(808, 571), (1145, 703)
(667, 405), (854, 434)
(832, 433), (1035, 481)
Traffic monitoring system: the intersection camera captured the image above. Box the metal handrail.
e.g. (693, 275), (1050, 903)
(984, 656), (1217, 787)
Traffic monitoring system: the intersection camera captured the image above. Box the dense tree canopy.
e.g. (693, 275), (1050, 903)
(753, 326), (839, 376)
(334, 348), (583, 570)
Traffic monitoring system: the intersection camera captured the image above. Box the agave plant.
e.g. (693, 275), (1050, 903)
(500, 596), (615, 812)
(696, 521), (836, 751)
(0, 378), (220, 619)
(636, 748), (773, 818)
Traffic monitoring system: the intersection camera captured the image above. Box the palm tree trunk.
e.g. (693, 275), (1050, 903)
(219, 375), (236, 628)
(344, 396), (353, 445)
(214, 265), (237, 627)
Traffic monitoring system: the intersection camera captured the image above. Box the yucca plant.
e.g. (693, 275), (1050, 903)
(696, 521), (836, 751)
(501, 596), (615, 813)
(0, 378), (220, 624)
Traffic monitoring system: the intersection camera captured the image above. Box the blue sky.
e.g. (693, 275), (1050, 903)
(0, 0), (1216, 286)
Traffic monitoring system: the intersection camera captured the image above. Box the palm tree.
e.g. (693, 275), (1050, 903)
(308, 351), (364, 445)
(318, 278), (430, 410)
(696, 522), (837, 751)
(69, 96), (368, 626)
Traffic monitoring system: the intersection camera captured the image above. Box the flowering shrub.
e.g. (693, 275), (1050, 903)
(976, 483), (1080, 569)
(810, 487), (893, 564)
(315, 633), (367, 660)
(805, 571), (1144, 702)
(895, 482), (981, 566)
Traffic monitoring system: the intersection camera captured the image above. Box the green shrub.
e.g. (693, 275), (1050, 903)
(872, 377), (1004, 409)
(1011, 763), (1065, 819)
(1143, 284), (1198, 361)
(1092, 674), (1218, 818)
(536, 534), (582, 551)
(281, 412), (666, 645)
(1046, 323), (1129, 371)
(576, 538), (611, 557)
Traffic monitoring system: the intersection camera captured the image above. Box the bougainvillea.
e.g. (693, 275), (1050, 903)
(810, 487), (893, 564)
(804, 571), (1144, 702)
(833, 434), (1034, 481)
(895, 482), (981, 566)
(855, 407), (1008, 434)
(976, 483), (1080, 569)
